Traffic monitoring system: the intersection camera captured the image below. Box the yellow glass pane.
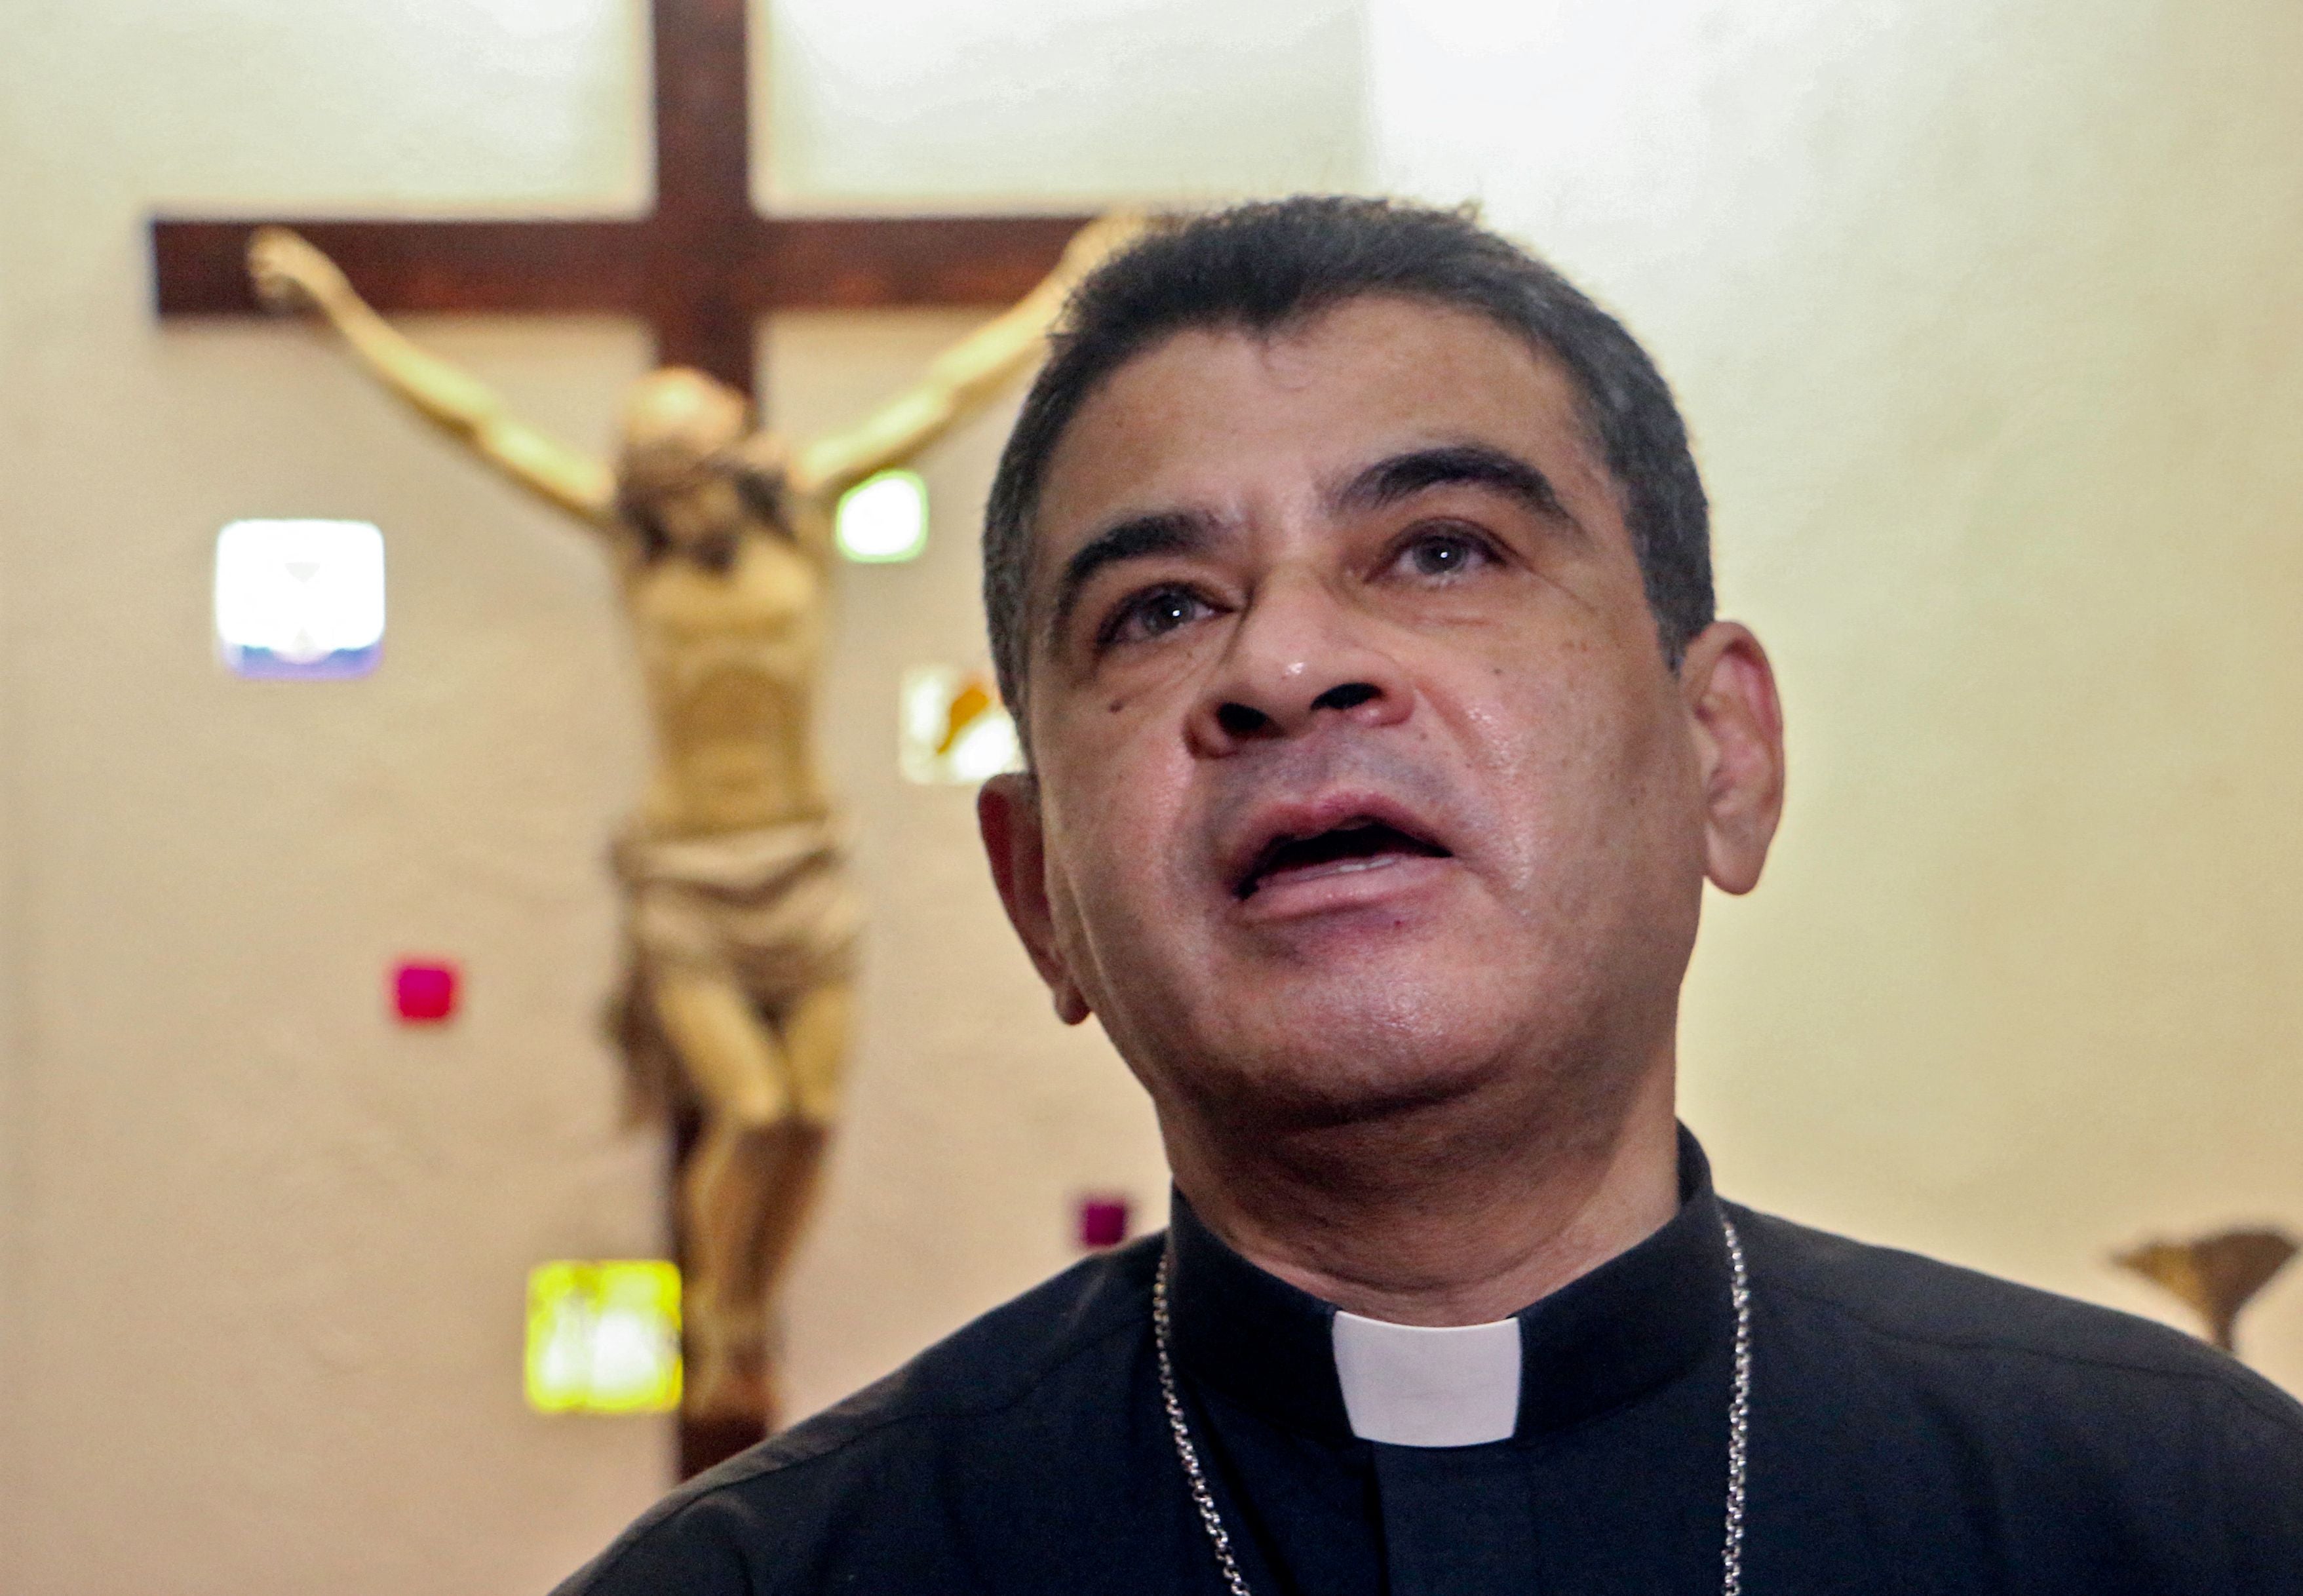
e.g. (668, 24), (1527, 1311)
(899, 665), (1022, 784)
(525, 1260), (682, 1415)
(835, 469), (929, 563)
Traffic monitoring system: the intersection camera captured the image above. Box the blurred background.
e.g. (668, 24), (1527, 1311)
(2, 0), (2298, 1588)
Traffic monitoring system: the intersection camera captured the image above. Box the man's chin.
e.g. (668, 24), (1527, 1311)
(1163, 990), (1528, 1135)
(1209, 1054), (1497, 1134)
(1103, 929), (1583, 1131)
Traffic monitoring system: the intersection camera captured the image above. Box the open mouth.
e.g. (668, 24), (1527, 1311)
(1236, 819), (1452, 900)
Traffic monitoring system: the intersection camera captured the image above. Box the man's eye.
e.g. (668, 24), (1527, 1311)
(1104, 586), (1210, 647)
(1396, 528), (1492, 579)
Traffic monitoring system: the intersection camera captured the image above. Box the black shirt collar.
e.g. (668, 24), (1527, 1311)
(1165, 1126), (1730, 1446)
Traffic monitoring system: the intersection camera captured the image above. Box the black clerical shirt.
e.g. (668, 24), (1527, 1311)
(557, 1135), (2303, 1593)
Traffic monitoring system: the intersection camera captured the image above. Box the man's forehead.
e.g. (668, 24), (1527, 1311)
(1032, 295), (1605, 566)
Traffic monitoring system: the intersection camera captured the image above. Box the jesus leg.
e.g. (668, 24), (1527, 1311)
(674, 979), (853, 1426)
(649, 968), (801, 1425)
(737, 979), (853, 1331)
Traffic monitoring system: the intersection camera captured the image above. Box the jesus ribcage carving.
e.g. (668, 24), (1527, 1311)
(630, 538), (828, 837)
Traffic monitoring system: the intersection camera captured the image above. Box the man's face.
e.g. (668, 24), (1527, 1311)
(984, 296), (1771, 1142)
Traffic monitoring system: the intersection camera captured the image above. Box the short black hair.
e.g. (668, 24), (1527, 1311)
(982, 195), (1713, 713)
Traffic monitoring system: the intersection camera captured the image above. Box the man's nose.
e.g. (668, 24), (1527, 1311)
(1186, 575), (1412, 754)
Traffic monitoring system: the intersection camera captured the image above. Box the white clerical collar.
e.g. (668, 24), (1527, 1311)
(1330, 1309), (1523, 1447)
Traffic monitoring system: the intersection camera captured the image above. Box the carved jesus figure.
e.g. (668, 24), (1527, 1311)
(250, 219), (1131, 1428)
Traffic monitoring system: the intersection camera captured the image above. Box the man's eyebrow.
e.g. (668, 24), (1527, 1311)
(1045, 509), (1220, 640)
(1331, 442), (1575, 527)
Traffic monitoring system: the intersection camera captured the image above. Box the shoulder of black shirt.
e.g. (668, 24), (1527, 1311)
(558, 1208), (2303, 1591)
(1733, 1201), (2303, 1430)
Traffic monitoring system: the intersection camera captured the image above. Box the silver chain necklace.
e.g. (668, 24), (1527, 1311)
(1152, 1211), (1754, 1596)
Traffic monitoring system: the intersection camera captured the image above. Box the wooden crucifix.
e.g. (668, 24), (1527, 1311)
(150, 0), (1089, 396)
(153, 0), (1113, 1481)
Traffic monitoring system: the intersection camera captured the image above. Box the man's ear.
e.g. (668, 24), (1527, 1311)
(1678, 622), (1785, 896)
(977, 773), (1093, 1024)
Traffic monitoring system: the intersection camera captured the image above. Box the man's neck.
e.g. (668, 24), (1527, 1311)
(1170, 1065), (1682, 1327)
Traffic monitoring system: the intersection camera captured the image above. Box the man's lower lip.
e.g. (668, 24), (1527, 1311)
(1231, 853), (1452, 917)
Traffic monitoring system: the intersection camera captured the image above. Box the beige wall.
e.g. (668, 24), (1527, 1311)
(2, 0), (2299, 1590)
(1, 73), (31, 1570)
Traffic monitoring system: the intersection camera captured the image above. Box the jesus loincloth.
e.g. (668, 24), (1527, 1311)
(604, 817), (861, 1123)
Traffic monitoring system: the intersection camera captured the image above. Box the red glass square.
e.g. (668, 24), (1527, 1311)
(1077, 1195), (1131, 1251)
(393, 960), (459, 1024)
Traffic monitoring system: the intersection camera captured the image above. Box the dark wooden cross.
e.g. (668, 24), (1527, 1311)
(150, 0), (1089, 399)
(151, 0), (1092, 1479)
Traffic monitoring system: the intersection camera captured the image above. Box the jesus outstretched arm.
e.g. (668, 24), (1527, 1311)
(784, 213), (1146, 509)
(248, 226), (618, 526)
